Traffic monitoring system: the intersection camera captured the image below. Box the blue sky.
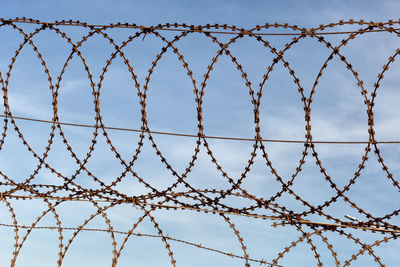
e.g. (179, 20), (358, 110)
(0, 1), (400, 266)
(1, 0), (400, 27)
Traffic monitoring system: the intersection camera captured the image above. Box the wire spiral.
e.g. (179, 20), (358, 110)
(0, 18), (399, 266)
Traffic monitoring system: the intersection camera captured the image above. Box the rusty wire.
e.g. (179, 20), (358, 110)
(0, 18), (399, 266)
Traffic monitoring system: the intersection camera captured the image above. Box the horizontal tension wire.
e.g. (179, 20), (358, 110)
(1, 114), (398, 144)
(2, 18), (400, 36)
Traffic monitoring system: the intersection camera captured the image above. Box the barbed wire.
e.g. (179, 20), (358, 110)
(0, 18), (399, 266)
